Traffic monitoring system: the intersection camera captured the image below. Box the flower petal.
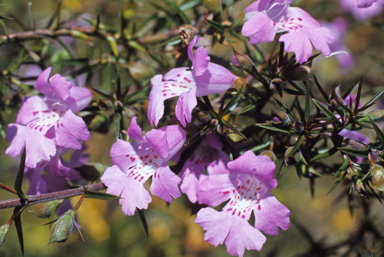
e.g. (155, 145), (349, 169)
(175, 86), (197, 127)
(101, 165), (152, 215)
(127, 116), (144, 142)
(187, 35), (200, 62)
(150, 165), (181, 203)
(55, 110), (90, 149)
(65, 87), (92, 113)
(35, 67), (54, 97)
(242, 12), (277, 45)
(16, 96), (49, 125)
(253, 192), (291, 236)
(193, 46), (210, 77)
(197, 174), (236, 206)
(227, 151), (277, 190)
(145, 128), (169, 159)
(48, 74), (73, 101)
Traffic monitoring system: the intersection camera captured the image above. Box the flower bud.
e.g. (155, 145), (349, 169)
(284, 62), (311, 81)
(271, 110), (290, 126)
(292, 120), (304, 133)
(370, 164), (384, 191)
(122, 106), (137, 119)
(269, 78), (286, 92)
(231, 49), (255, 71)
(285, 147), (302, 165)
(196, 111), (212, 123)
(260, 150), (276, 162)
(0, 224), (9, 247)
(49, 210), (76, 244)
(28, 200), (63, 219)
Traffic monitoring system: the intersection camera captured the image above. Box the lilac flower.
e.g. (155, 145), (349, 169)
(148, 36), (237, 127)
(195, 151), (290, 257)
(178, 133), (230, 203)
(5, 67), (92, 168)
(242, 0), (335, 64)
(100, 117), (186, 215)
(339, 0), (384, 20)
(320, 18), (354, 72)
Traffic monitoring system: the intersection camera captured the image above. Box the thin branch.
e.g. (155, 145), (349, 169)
(0, 182), (107, 210)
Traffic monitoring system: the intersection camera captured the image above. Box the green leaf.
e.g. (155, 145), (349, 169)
(206, 19), (224, 33)
(220, 119), (247, 139)
(161, 37), (182, 46)
(312, 99), (338, 120)
(304, 81), (310, 123)
(309, 147), (338, 162)
(180, 0), (202, 10)
(369, 117), (384, 147)
(106, 36), (119, 57)
(359, 88), (384, 113)
(138, 209), (149, 237)
(255, 123), (292, 134)
(237, 104), (256, 115)
(91, 87), (115, 102)
(274, 98), (298, 120)
(222, 87), (244, 116)
(312, 75), (330, 103)
(338, 147), (370, 158)
(14, 207), (25, 255)
(46, 0), (62, 29)
(353, 76), (363, 113)
(14, 148), (28, 201)
(84, 188), (121, 200)
(327, 170), (348, 194)
(163, 0), (190, 24)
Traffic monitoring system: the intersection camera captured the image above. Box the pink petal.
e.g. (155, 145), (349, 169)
(65, 87), (92, 113)
(147, 74), (166, 127)
(187, 35), (200, 62)
(110, 139), (143, 171)
(48, 74), (73, 101)
(180, 159), (206, 203)
(6, 124), (56, 168)
(227, 151), (277, 190)
(253, 192), (291, 236)
(157, 125), (186, 160)
(175, 86), (197, 127)
(242, 12), (277, 45)
(145, 129), (169, 159)
(127, 116), (144, 142)
(16, 96), (49, 125)
(197, 174), (236, 206)
(35, 67), (54, 97)
(150, 165), (181, 203)
(193, 46), (210, 77)
(101, 165), (152, 215)
(55, 110), (90, 149)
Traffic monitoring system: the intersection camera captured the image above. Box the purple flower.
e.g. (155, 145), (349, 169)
(148, 36), (237, 127)
(100, 117), (186, 215)
(6, 67), (92, 168)
(320, 18), (354, 72)
(178, 133), (231, 203)
(195, 151), (290, 256)
(357, 0), (379, 8)
(339, 0), (384, 20)
(242, 0), (335, 64)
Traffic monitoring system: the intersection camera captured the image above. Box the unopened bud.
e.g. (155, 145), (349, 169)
(284, 62), (311, 80)
(285, 147), (302, 165)
(122, 106), (136, 119)
(370, 164), (384, 191)
(196, 111), (212, 123)
(292, 120), (304, 133)
(269, 78), (286, 92)
(260, 150), (276, 162)
(0, 224), (9, 247)
(28, 200), (63, 219)
(114, 100), (123, 110)
(271, 110), (290, 126)
(49, 210), (76, 244)
(232, 49), (255, 71)
(203, 0), (222, 15)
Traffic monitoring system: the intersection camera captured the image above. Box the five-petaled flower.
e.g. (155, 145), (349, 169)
(5, 67), (92, 168)
(195, 151), (290, 257)
(100, 117), (186, 215)
(242, 0), (335, 64)
(148, 35), (237, 127)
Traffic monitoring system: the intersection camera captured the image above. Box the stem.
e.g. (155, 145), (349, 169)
(0, 182), (107, 210)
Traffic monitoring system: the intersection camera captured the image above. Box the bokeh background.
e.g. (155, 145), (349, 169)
(0, 0), (384, 256)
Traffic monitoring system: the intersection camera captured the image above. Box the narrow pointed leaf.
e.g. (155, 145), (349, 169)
(338, 147), (370, 157)
(327, 171), (348, 194)
(255, 123), (292, 134)
(286, 134), (305, 159)
(14, 148), (28, 201)
(359, 88), (384, 112)
(84, 188), (121, 200)
(14, 207), (24, 255)
(353, 76), (363, 113)
(221, 119), (247, 139)
(304, 81), (310, 123)
(237, 104), (256, 115)
(138, 209), (149, 237)
(312, 99), (338, 120)
(164, 0), (190, 24)
(313, 75), (330, 103)
(309, 147), (338, 162)
(369, 117), (384, 147)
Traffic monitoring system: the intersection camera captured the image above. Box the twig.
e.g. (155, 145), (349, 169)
(0, 182), (107, 210)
